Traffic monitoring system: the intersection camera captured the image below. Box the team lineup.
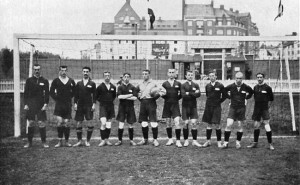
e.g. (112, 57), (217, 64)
(23, 64), (275, 150)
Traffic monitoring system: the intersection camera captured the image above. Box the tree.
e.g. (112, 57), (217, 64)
(0, 48), (13, 76)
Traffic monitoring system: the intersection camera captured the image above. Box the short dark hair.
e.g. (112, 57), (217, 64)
(82, 66), (91, 72)
(143, 69), (151, 74)
(33, 64), (40, 68)
(186, 70), (193, 74)
(123, 72), (131, 77)
(103, 71), (111, 76)
(59, 65), (68, 70)
(208, 70), (216, 75)
(256, 73), (265, 78)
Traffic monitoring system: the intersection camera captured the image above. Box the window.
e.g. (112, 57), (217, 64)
(207, 21), (213, 26)
(174, 48), (177, 52)
(165, 56), (169, 59)
(162, 25), (166, 27)
(196, 30), (203, 35)
(174, 41), (177, 44)
(188, 29), (193, 35)
(187, 21), (193, 26)
(110, 48), (113, 52)
(112, 56), (114, 59)
(126, 40), (128, 43)
(126, 56), (128, 59)
(131, 32), (135, 35)
(233, 30), (236, 35)
(227, 21), (231, 26)
(217, 30), (224, 35)
(157, 25), (160, 27)
(118, 24), (123, 28)
(132, 40), (135, 44)
(119, 56), (122, 59)
(207, 29), (212, 35)
(196, 20), (203, 27)
(218, 21), (222, 26)
(119, 40), (121, 44)
(167, 25), (171, 27)
(130, 17), (135, 20)
(173, 25), (177, 28)
(227, 29), (232, 35)
(132, 56), (135, 59)
(154, 32), (158, 35)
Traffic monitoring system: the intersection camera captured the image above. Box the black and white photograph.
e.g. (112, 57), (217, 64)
(0, 0), (299, 184)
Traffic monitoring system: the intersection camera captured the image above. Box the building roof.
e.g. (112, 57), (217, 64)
(101, 23), (114, 35)
(114, 0), (140, 23)
(139, 19), (184, 30)
(185, 4), (215, 17)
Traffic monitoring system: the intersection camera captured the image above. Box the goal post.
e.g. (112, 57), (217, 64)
(13, 34), (299, 137)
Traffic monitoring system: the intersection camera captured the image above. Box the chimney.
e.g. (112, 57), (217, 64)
(220, 5), (224, 10)
(126, 0), (130, 4)
(211, 0), (214, 7)
(235, 10), (239, 14)
(230, 8), (233, 12)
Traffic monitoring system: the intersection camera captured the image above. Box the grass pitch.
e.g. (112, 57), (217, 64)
(0, 137), (299, 185)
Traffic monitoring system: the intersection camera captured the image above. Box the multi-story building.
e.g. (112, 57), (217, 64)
(96, 0), (260, 79)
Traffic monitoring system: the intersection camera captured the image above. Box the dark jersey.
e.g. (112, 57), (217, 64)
(205, 81), (227, 106)
(117, 83), (137, 107)
(225, 83), (253, 108)
(24, 76), (49, 106)
(253, 83), (274, 110)
(253, 83), (274, 102)
(181, 81), (200, 108)
(74, 79), (96, 106)
(50, 77), (76, 103)
(161, 80), (182, 103)
(95, 82), (116, 105)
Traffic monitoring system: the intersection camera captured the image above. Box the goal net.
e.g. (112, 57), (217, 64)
(13, 34), (299, 136)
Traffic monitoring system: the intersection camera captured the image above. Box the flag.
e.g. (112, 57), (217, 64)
(267, 50), (272, 56)
(274, 0), (283, 21)
(148, 8), (155, 29)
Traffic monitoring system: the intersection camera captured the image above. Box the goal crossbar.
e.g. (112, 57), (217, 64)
(13, 34), (299, 137)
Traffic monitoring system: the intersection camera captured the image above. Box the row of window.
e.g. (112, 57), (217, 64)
(188, 29), (246, 36)
(143, 25), (178, 28)
(116, 40), (178, 44)
(112, 56), (170, 60)
(188, 20), (245, 28)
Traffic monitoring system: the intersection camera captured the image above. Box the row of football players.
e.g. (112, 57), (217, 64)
(23, 64), (274, 150)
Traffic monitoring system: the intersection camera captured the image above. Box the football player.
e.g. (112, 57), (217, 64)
(115, 72), (138, 146)
(73, 66), (96, 147)
(24, 64), (50, 148)
(162, 69), (182, 147)
(201, 70), (227, 148)
(247, 73), (274, 150)
(96, 71), (116, 147)
(50, 66), (76, 147)
(221, 72), (253, 149)
(181, 70), (202, 147)
(136, 69), (161, 147)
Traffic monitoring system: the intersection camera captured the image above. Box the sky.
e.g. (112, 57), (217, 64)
(0, 0), (299, 49)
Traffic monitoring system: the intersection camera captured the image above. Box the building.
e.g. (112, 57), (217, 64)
(96, 0), (260, 79)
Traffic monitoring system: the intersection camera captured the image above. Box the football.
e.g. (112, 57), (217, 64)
(150, 87), (160, 97)
(150, 86), (166, 97)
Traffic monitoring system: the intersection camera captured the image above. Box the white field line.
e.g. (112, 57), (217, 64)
(26, 135), (298, 141)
